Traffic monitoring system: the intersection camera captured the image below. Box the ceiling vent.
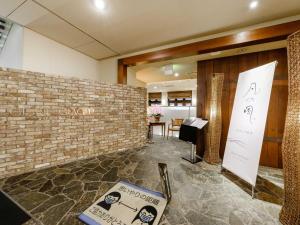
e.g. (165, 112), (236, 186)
(0, 17), (12, 53)
(162, 65), (174, 76)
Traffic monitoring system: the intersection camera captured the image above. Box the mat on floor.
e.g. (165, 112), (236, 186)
(79, 181), (167, 225)
(0, 191), (31, 225)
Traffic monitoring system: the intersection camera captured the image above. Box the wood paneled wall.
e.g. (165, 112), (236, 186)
(197, 48), (288, 168)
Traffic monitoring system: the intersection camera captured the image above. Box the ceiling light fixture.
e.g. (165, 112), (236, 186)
(163, 65), (174, 76)
(174, 73), (179, 77)
(249, 1), (258, 9)
(94, 0), (106, 10)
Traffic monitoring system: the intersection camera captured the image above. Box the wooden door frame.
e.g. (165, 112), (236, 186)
(117, 20), (300, 85)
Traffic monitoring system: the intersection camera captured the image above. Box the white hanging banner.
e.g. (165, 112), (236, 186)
(222, 61), (277, 186)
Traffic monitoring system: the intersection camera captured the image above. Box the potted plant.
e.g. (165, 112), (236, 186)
(149, 105), (163, 122)
(152, 113), (163, 122)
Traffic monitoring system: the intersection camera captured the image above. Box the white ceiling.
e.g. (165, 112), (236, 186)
(0, 0), (299, 60)
(137, 62), (197, 83)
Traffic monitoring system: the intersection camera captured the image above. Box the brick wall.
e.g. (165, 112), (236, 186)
(0, 68), (147, 179)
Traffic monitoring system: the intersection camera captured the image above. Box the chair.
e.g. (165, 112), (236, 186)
(167, 119), (184, 139)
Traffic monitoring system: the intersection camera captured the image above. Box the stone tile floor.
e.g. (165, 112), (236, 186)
(0, 137), (284, 225)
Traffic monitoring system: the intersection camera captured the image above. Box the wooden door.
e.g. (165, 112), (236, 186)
(197, 48), (288, 168)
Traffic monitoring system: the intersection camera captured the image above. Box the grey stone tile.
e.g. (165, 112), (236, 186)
(0, 136), (283, 225)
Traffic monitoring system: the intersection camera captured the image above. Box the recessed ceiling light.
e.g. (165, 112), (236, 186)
(94, 0), (106, 10)
(249, 1), (258, 9)
(174, 73), (179, 77)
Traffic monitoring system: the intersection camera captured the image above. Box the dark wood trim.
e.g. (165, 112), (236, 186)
(168, 91), (192, 98)
(273, 80), (288, 86)
(123, 21), (300, 66)
(148, 92), (162, 99)
(117, 20), (300, 84)
(263, 136), (283, 143)
(196, 67), (208, 119)
(118, 60), (127, 84)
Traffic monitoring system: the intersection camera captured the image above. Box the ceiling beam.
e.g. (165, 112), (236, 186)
(121, 20), (300, 67)
(118, 60), (127, 85)
(118, 20), (300, 84)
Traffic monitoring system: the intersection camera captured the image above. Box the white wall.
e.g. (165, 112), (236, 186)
(0, 26), (105, 82)
(192, 90), (197, 106)
(97, 57), (145, 87)
(22, 28), (102, 81)
(161, 92), (168, 106)
(128, 67), (146, 87)
(0, 23), (23, 69)
(0, 26), (145, 86)
(149, 106), (196, 136)
(97, 57), (118, 84)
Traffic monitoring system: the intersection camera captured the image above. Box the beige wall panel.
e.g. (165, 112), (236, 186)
(34, 0), (71, 10)
(8, 0), (48, 26)
(76, 41), (116, 59)
(27, 13), (93, 48)
(33, 0), (300, 53)
(0, 0), (24, 17)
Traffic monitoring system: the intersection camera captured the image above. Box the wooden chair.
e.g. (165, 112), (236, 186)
(167, 119), (184, 139)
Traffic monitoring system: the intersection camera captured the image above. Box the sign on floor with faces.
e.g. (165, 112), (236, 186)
(79, 181), (167, 225)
